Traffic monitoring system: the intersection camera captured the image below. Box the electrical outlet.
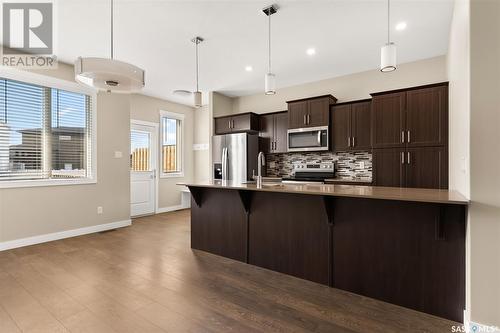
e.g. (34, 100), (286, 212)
(97, 206), (103, 214)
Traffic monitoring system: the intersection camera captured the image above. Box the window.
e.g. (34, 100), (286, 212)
(130, 130), (151, 171)
(0, 75), (95, 186)
(160, 111), (183, 177)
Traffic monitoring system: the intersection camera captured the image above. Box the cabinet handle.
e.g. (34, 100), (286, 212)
(401, 131), (405, 143)
(352, 137), (355, 147)
(407, 130), (411, 143)
(401, 152), (405, 164)
(232, 120), (235, 129)
(307, 114), (310, 124)
(407, 152), (411, 164)
(228, 120), (231, 129)
(303, 114), (306, 125)
(273, 141), (276, 150)
(347, 137), (351, 147)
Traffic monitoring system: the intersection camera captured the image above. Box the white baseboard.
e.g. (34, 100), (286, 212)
(0, 219), (131, 252)
(157, 204), (189, 214)
(463, 310), (500, 333)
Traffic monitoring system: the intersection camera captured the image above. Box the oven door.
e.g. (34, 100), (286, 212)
(287, 126), (329, 152)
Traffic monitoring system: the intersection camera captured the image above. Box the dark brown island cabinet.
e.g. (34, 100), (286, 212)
(214, 112), (259, 135)
(371, 83), (449, 189)
(259, 111), (288, 153)
(331, 100), (371, 151)
(186, 184), (468, 323)
(287, 95), (337, 129)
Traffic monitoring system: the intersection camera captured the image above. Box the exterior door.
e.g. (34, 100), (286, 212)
(130, 122), (157, 217)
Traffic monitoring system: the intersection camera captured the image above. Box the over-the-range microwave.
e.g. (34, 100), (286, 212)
(287, 126), (329, 152)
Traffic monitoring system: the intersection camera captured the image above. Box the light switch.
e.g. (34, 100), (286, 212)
(114, 151), (123, 158)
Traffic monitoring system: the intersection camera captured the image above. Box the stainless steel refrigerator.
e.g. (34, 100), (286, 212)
(212, 133), (259, 183)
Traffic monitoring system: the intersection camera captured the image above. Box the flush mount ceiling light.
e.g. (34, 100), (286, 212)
(245, 66), (253, 72)
(306, 48), (316, 56)
(395, 21), (407, 31)
(263, 4), (278, 95)
(380, 0), (397, 72)
(75, 0), (145, 93)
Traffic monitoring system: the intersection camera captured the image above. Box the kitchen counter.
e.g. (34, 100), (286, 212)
(180, 181), (469, 205)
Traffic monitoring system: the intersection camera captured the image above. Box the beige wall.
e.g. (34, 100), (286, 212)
(448, 0), (471, 198)
(232, 56), (448, 114)
(130, 94), (195, 209)
(0, 64), (131, 242)
(212, 91), (234, 117)
(469, 0), (500, 327)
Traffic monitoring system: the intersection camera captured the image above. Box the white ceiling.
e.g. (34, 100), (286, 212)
(56, 0), (454, 106)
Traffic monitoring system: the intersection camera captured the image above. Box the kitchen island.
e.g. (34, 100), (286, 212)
(182, 181), (468, 322)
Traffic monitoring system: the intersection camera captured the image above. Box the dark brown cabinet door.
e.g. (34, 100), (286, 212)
(405, 146), (448, 189)
(273, 112), (288, 153)
(259, 114), (274, 153)
(214, 117), (232, 135)
(231, 113), (257, 133)
(288, 101), (308, 129)
(373, 148), (405, 187)
(351, 101), (372, 151)
(406, 86), (448, 147)
(331, 104), (351, 151)
(372, 92), (406, 148)
(307, 98), (330, 127)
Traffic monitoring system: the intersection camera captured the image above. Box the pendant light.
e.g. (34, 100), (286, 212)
(75, 0), (145, 92)
(263, 4), (278, 95)
(380, 0), (397, 72)
(192, 36), (203, 108)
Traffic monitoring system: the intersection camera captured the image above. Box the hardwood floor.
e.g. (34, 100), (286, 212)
(0, 209), (461, 333)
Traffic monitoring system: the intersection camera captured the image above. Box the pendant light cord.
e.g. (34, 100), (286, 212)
(110, 0), (114, 59)
(268, 9), (272, 73)
(387, 0), (390, 44)
(195, 39), (199, 92)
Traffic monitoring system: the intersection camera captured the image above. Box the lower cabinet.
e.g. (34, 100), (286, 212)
(373, 146), (448, 189)
(248, 192), (330, 285)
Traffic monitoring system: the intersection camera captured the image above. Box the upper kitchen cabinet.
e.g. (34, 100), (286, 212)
(371, 92), (406, 148)
(331, 100), (371, 152)
(287, 95), (337, 129)
(259, 111), (288, 154)
(214, 112), (259, 135)
(406, 85), (448, 147)
(371, 83), (449, 148)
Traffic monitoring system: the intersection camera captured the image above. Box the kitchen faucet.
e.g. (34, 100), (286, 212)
(257, 152), (265, 188)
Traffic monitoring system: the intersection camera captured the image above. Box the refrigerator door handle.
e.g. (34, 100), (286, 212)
(221, 148), (227, 180)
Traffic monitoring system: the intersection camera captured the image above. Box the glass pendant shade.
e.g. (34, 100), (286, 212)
(380, 43), (397, 72)
(193, 91), (202, 108)
(265, 73), (276, 95)
(75, 57), (145, 93)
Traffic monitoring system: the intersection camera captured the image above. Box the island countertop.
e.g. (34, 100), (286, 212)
(180, 181), (469, 205)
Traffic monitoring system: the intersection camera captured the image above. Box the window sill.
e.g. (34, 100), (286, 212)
(160, 172), (184, 179)
(0, 178), (97, 189)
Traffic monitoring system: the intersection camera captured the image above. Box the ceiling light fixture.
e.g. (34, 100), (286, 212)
(395, 21), (407, 31)
(245, 66), (253, 72)
(263, 4), (278, 95)
(306, 48), (316, 56)
(74, 0), (145, 93)
(192, 36), (203, 108)
(380, 0), (397, 72)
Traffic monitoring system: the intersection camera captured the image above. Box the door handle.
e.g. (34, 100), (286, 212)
(407, 130), (411, 143)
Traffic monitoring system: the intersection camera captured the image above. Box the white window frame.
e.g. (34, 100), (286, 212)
(0, 67), (98, 189)
(160, 110), (184, 178)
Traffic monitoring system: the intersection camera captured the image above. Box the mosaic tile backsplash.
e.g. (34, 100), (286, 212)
(266, 151), (372, 181)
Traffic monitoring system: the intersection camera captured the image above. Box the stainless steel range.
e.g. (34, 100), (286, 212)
(282, 162), (335, 184)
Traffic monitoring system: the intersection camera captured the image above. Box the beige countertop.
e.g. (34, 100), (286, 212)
(179, 181), (469, 205)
